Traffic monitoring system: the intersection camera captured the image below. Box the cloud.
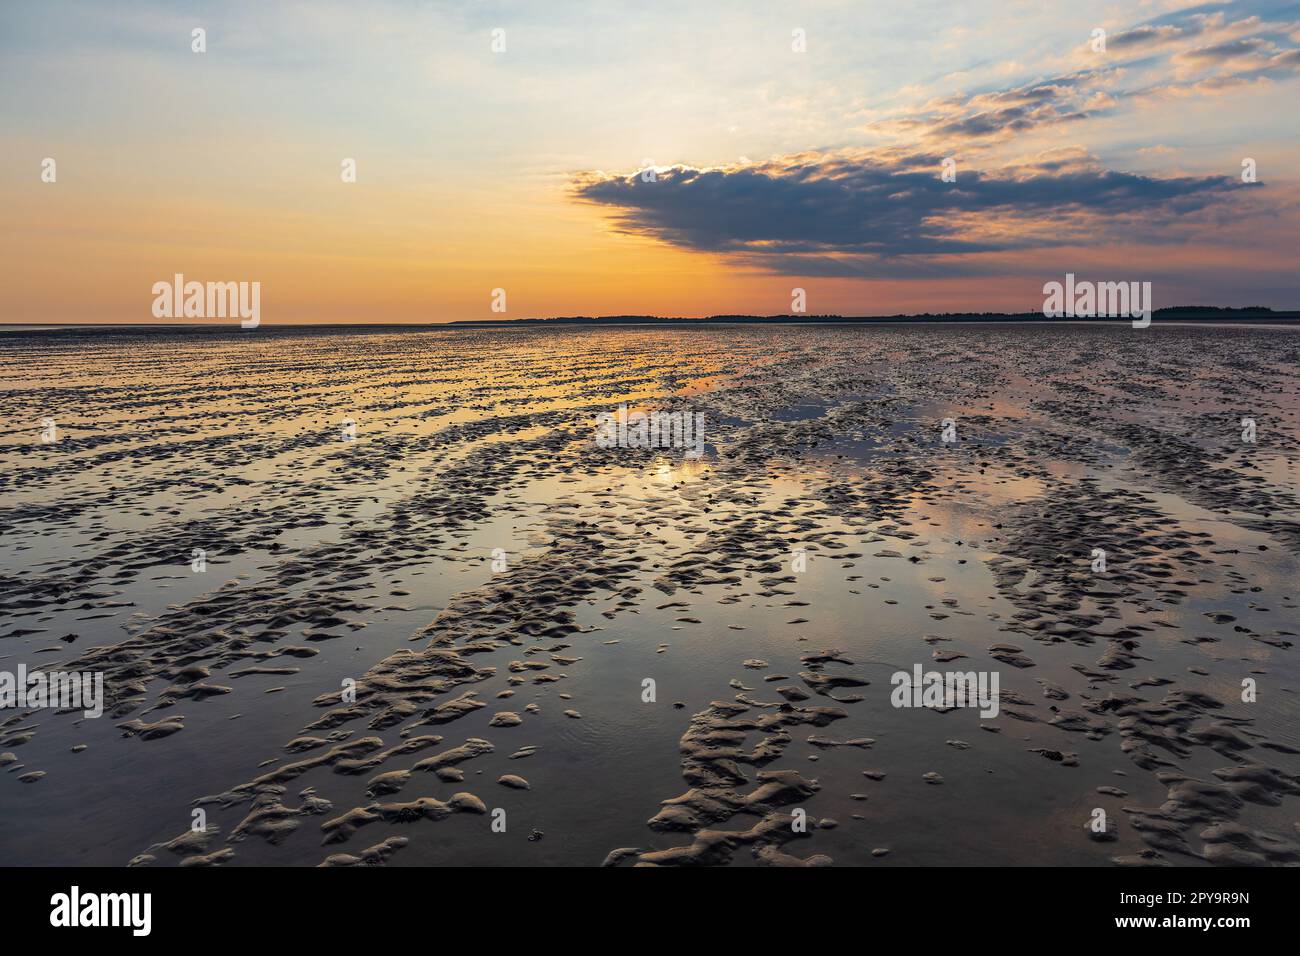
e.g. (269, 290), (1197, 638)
(572, 151), (1251, 275)
(875, 72), (1116, 147)
(867, 3), (1300, 151)
(1178, 36), (1271, 62)
(1107, 24), (1199, 52)
(565, 1), (1295, 285)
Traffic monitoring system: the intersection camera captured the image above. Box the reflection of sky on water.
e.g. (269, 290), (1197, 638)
(2, 324), (1297, 866)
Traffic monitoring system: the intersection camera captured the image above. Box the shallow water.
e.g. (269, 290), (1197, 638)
(1, 323), (1297, 866)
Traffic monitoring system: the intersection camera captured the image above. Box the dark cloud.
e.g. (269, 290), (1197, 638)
(1177, 36), (1271, 62)
(1108, 24), (1199, 51)
(573, 158), (1247, 271)
(880, 72), (1115, 145)
(934, 104), (1090, 140)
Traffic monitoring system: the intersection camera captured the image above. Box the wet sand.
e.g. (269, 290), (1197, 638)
(1, 323), (1297, 867)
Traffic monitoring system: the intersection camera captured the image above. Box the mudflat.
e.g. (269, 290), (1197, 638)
(1, 322), (1297, 867)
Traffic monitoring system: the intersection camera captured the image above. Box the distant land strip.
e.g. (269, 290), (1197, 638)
(4, 307), (1299, 334)
(449, 307), (1300, 327)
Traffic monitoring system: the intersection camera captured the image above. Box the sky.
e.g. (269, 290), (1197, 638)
(2, 0), (1298, 323)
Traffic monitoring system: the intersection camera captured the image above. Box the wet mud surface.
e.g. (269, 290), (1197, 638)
(1, 323), (1297, 866)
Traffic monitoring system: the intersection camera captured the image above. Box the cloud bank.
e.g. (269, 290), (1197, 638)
(573, 1), (1297, 278)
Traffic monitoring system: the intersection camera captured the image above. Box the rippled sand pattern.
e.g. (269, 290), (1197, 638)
(2, 324), (1298, 867)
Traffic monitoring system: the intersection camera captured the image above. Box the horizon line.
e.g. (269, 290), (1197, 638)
(5, 305), (1300, 331)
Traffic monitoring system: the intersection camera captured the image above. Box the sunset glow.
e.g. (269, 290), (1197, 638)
(3, 0), (1298, 323)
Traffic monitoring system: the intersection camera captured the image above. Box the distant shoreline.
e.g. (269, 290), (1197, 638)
(3, 308), (1299, 333)
(446, 309), (1300, 328)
